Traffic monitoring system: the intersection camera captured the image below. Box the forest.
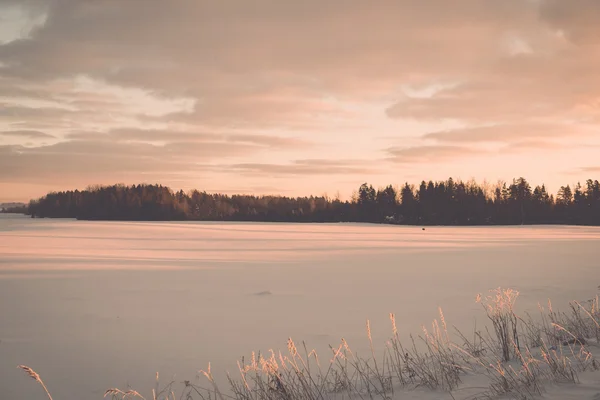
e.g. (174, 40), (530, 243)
(11, 177), (600, 226)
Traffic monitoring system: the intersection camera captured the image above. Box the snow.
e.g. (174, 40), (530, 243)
(0, 214), (599, 399)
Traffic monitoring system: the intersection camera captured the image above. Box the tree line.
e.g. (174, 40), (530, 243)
(20, 177), (600, 225)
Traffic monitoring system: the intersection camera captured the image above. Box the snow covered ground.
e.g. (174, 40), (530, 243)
(0, 214), (599, 399)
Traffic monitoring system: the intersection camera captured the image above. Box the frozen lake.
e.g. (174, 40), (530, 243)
(1, 214), (599, 399)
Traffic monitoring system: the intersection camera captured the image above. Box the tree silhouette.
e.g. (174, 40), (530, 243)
(23, 177), (600, 226)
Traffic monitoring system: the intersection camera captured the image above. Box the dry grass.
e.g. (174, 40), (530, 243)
(17, 288), (600, 400)
(18, 365), (54, 400)
(476, 288), (521, 362)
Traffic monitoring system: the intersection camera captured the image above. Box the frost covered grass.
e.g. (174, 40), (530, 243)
(19, 289), (600, 400)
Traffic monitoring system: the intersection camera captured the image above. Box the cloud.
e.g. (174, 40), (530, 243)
(228, 159), (380, 176)
(68, 75), (197, 117)
(0, 0), (548, 128)
(540, 0), (600, 45)
(579, 166), (600, 173)
(386, 145), (484, 164)
(422, 123), (583, 144)
(0, 136), (332, 190)
(3, 1), (599, 131)
(0, 129), (55, 139)
(0, 74), (196, 136)
(0, 138), (264, 186)
(66, 128), (311, 148)
(385, 69), (599, 123)
(0, 104), (73, 119)
(503, 140), (566, 152)
(0, 2), (47, 45)
(398, 123), (598, 163)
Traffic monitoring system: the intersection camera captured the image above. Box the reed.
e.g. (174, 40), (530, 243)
(17, 288), (600, 400)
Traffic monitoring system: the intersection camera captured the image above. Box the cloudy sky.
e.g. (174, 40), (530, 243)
(1, 0), (600, 202)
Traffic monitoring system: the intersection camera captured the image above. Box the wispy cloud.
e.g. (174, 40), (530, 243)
(0, 130), (55, 139)
(422, 123), (576, 144)
(579, 166), (600, 173)
(228, 159), (380, 176)
(66, 128), (311, 148)
(386, 145), (484, 164)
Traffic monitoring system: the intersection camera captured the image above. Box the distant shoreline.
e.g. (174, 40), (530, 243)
(5, 214), (599, 228)
(15, 178), (600, 226)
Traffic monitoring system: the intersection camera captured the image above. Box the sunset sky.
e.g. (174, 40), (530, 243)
(1, 0), (600, 202)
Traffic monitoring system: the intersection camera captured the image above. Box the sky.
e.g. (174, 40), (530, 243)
(1, 0), (600, 202)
